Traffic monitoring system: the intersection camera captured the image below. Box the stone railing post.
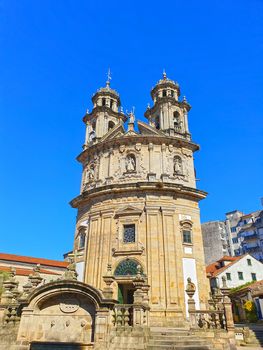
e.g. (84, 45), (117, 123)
(185, 277), (197, 328)
(220, 277), (235, 331)
(223, 295), (235, 331)
(132, 265), (149, 327)
(102, 264), (115, 299)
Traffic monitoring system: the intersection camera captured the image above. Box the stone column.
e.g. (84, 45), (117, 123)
(84, 122), (90, 149)
(161, 144), (169, 181)
(147, 143), (156, 181)
(106, 148), (113, 184)
(183, 110), (189, 133)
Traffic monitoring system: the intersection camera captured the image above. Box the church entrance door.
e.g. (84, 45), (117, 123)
(117, 283), (135, 304)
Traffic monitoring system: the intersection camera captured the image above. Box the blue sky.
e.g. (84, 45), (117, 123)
(0, 0), (262, 260)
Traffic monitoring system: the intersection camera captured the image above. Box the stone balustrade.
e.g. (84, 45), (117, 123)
(112, 304), (148, 328)
(189, 309), (226, 330)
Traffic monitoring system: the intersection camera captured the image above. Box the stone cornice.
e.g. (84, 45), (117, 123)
(77, 134), (199, 163)
(70, 182), (207, 208)
(144, 98), (190, 119)
(151, 80), (180, 98)
(83, 106), (127, 123)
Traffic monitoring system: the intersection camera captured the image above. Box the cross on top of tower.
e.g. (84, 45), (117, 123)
(106, 68), (112, 88)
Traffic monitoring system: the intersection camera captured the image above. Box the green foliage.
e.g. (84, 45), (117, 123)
(229, 281), (254, 294)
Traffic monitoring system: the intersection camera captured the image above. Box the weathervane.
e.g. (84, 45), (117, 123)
(163, 68), (167, 79)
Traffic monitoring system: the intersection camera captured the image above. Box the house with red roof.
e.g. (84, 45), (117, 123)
(0, 252), (68, 292)
(206, 254), (263, 290)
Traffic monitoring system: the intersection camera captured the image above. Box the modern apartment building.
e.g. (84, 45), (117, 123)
(202, 204), (263, 263)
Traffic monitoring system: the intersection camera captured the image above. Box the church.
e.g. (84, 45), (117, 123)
(0, 73), (236, 349)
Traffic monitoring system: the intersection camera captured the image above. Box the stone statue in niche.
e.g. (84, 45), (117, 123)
(174, 156), (183, 175)
(125, 154), (136, 172)
(86, 165), (95, 182)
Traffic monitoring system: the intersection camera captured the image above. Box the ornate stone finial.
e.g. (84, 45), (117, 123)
(136, 264), (142, 276)
(10, 267), (16, 279)
(106, 67), (112, 88)
(185, 277), (196, 299)
(163, 69), (167, 80)
(62, 260), (78, 281)
(147, 103), (150, 109)
(29, 264), (43, 288)
(128, 109), (135, 124)
(0, 268), (19, 304)
(120, 106), (123, 113)
(183, 95), (187, 102)
(33, 264), (41, 276)
(86, 108), (89, 114)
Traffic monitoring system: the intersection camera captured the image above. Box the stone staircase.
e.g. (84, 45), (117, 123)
(146, 328), (213, 350)
(108, 327), (215, 350)
(244, 327), (263, 347)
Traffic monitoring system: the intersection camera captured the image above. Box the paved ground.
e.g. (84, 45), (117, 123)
(237, 347), (263, 350)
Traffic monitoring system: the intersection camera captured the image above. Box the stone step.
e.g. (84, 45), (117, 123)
(147, 345), (211, 350)
(148, 340), (209, 346)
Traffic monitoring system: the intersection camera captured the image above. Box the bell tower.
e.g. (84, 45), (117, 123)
(83, 70), (127, 149)
(145, 71), (191, 140)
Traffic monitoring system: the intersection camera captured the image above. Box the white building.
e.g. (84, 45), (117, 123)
(206, 254), (263, 289)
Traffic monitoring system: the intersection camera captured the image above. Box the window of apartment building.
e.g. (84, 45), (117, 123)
(123, 224), (136, 243)
(247, 258), (252, 266)
(251, 273), (257, 281)
(182, 230), (192, 244)
(232, 237), (238, 244)
(231, 227), (236, 233)
(226, 273), (231, 281)
(238, 271), (244, 280)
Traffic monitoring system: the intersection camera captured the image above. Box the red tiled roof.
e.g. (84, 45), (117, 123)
(206, 255), (244, 277)
(0, 265), (60, 276)
(217, 256), (239, 262)
(0, 253), (68, 268)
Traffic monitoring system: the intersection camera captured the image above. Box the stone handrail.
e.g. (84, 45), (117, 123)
(189, 310), (226, 330)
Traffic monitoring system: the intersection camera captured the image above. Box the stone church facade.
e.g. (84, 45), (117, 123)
(0, 73), (237, 349)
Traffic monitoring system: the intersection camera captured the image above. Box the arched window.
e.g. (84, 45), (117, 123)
(180, 220), (193, 245)
(173, 111), (180, 128)
(114, 259), (142, 276)
(162, 90), (167, 97)
(108, 121), (115, 130)
(171, 90), (174, 98)
(79, 230), (86, 249)
(174, 155), (183, 175)
(102, 98), (106, 106)
(110, 99), (113, 108)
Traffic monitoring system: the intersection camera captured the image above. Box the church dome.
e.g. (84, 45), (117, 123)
(151, 71), (180, 101)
